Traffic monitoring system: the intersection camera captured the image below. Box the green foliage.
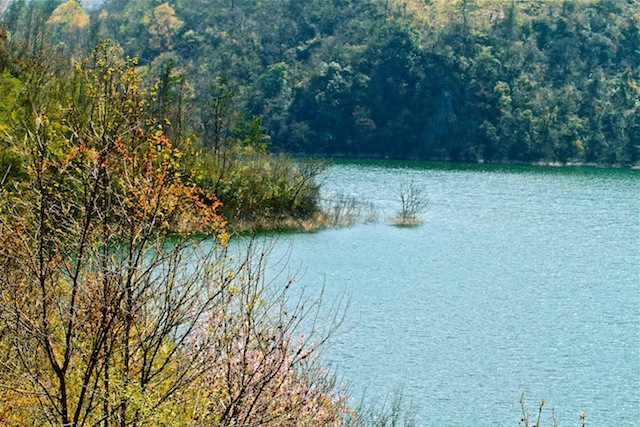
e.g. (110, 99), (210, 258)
(0, 70), (22, 132)
(0, 148), (25, 184)
(0, 0), (327, 230)
(4, 0), (638, 218)
(86, 0), (638, 166)
(192, 145), (325, 231)
(1, 0), (636, 243)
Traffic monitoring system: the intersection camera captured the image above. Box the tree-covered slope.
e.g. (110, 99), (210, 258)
(3, 0), (639, 165)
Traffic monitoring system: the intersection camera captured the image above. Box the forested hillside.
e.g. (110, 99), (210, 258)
(2, 0), (639, 165)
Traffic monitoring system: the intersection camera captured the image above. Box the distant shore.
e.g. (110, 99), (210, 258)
(293, 152), (640, 169)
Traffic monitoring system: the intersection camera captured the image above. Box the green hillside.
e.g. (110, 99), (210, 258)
(2, 0), (639, 165)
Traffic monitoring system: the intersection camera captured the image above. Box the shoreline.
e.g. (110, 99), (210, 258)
(226, 211), (332, 235)
(291, 152), (640, 169)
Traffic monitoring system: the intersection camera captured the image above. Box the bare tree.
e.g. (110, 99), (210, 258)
(391, 180), (430, 226)
(188, 239), (349, 427)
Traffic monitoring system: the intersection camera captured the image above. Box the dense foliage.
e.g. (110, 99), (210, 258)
(3, 0), (638, 166)
(4, 0), (632, 165)
(0, 3), (330, 232)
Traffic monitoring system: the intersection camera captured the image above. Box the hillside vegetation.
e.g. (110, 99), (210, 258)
(1, 2), (333, 233)
(3, 0), (638, 166)
(7, 0), (638, 166)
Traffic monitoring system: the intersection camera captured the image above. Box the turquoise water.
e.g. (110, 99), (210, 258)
(266, 161), (640, 426)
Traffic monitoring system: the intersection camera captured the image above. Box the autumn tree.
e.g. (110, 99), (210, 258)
(46, 0), (90, 56)
(148, 2), (183, 52)
(47, 0), (89, 30)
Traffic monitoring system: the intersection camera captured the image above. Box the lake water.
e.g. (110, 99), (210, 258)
(264, 160), (640, 426)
